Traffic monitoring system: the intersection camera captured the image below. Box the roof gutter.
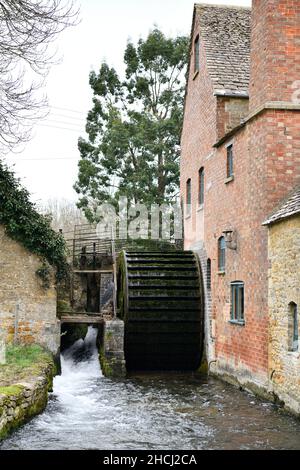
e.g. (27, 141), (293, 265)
(214, 91), (249, 99)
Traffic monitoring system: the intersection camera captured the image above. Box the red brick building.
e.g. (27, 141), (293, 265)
(181, 1), (300, 394)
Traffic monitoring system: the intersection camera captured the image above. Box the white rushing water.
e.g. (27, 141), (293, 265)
(1, 325), (300, 450)
(56, 326), (102, 394)
(52, 326), (103, 423)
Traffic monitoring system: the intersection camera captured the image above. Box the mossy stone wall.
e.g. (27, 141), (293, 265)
(99, 319), (126, 378)
(0, 361), (55, 440)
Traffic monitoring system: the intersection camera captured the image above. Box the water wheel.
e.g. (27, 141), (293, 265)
(117, 250), (204, 371)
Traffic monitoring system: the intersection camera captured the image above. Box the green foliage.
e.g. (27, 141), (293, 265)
(57, 299), (71, 314)
(74, 28), (189, 220)
(0, 343), (55, 389)
(0, 384), (23, 396)
(6, 344), (49, 368)
(122, 238), (183, 252)
(0, 344), (55, 440)
(99, 346), (113, 377)
(0, 161), (68, 281)
(36, 261), (52, 289)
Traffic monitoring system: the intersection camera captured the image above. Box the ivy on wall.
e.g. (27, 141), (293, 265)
(0, 161), (68, 283)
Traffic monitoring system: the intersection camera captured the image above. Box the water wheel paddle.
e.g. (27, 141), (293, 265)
(117, 250), (204, 371)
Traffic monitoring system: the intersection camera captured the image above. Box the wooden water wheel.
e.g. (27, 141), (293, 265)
(117, 250), (204, 371)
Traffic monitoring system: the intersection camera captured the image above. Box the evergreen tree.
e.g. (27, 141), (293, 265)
(74, 29), (189, 221)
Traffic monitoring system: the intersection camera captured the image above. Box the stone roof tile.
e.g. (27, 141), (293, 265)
(263, 187), (300, 225)
(195, 3), (251, 96)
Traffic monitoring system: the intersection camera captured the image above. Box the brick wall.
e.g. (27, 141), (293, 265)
(180, 2), (300, 393)
(180, 11), (217, 248)
(0, 225), (59, 354)
(202, 119), (270, 386)
(268, 215), (300, 415)
(249, 0), (300, 111)
(265, 110), (300, 208)
(182, 107), (300, 390)
(216, 97), (249, 140)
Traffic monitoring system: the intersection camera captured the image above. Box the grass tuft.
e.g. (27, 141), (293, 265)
(6, 344), (48, 368)
(0, 344), (54, 387)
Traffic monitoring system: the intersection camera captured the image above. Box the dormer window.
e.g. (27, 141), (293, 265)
(194, 35), (200, 73)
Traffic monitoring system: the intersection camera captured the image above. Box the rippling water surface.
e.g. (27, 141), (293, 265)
(1, 327), (300, 450)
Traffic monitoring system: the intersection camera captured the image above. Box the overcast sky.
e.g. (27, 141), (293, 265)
(4, 0), (251, 205)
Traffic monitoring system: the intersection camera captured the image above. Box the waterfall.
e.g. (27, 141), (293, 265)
(52, 326), (102, 415)
(2, 327), (300, 450)
(60, 325), (102, 376)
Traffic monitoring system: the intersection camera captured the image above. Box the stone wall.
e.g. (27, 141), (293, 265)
(0, 225), (59, 354)
(100, 319), (126, 377)
(268, 215), (300, 416)
(0, 361), (54, 439)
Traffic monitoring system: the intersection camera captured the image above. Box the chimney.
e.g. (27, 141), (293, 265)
(249, 0), (300, 113)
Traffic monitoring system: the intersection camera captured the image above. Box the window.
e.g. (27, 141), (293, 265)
(218, 236), (226, 272)
(288, 302), (298, 352)
(194, 35), (200, 73)
(207, 258), (211, 290)
(227, 144), (234, 178)
(186, 178), (191, 216)
(198, 167), (204, 205)
(231, 281), (244, 323)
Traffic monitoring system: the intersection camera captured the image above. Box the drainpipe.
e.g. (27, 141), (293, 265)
(14, 303), (20, 344)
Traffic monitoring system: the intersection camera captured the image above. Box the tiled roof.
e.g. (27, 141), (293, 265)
(263, 187), (300, 225)
(195, 3), (251, 97)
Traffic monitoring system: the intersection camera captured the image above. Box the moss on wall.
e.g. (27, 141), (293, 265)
(99, 346), (113, 377)
(0, 344), (56, 440)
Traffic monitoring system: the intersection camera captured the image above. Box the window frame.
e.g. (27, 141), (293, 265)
(289, 302), (298, 352)
(230, 281), (245, 324)
(194, 35), (200, 73)
(198, 167), (204, 206)
(207, 258), (211, 291)
(186, 178), (191, 217)
(218, 236), (226, 272)
(227, 144), (234, 178)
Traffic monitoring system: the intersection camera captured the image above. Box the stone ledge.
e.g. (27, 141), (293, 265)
(225, 176), (234, 184)
(0, 362), (55, 440)
(210, 363), (272, 402)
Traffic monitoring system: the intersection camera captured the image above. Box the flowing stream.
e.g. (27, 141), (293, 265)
(1, 326), (300, 450)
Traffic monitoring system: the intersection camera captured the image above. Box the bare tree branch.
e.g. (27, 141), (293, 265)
(0, 0), (79, 153)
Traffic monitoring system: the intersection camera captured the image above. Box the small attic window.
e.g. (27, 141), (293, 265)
(194, 35), (200, 73)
